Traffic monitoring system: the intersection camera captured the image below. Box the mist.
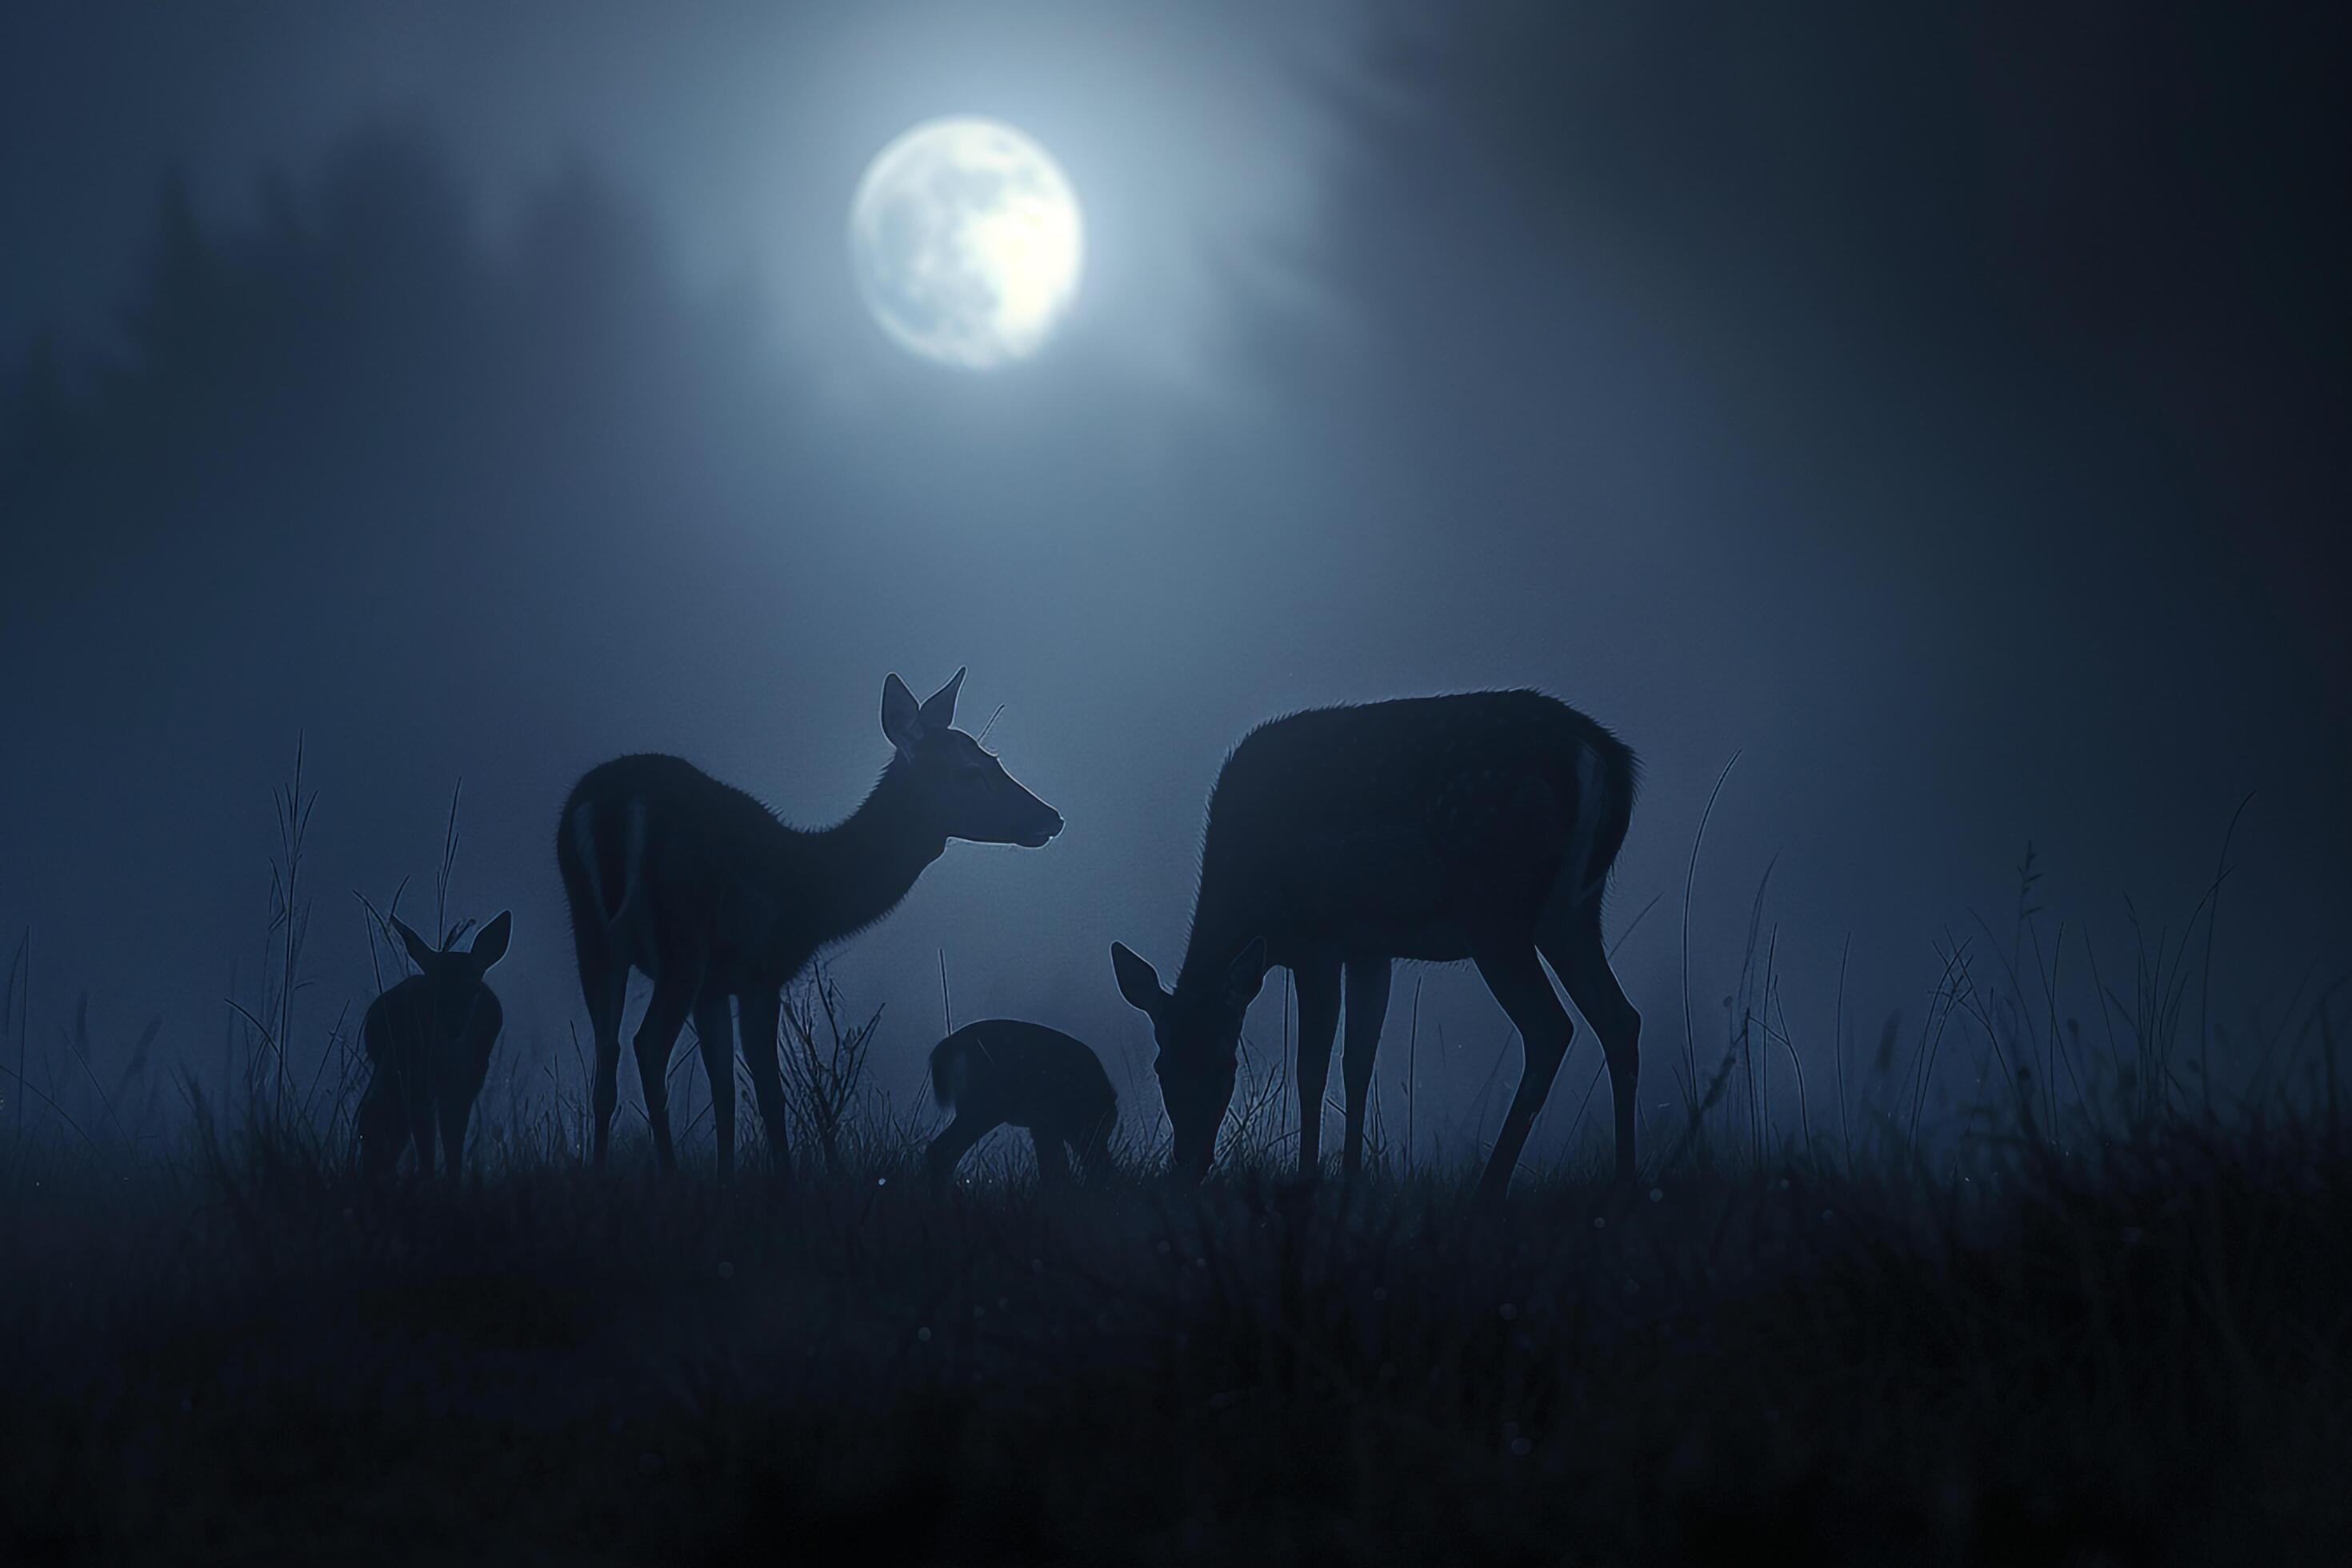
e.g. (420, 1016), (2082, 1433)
(10, 8), (2352, 1561)
(3, 0), (2346, 1158)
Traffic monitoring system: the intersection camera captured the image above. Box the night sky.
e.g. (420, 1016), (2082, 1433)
(4, 1), (2346, 1152)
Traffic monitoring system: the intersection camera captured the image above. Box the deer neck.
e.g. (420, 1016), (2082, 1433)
(1177, 892), (1262, 1000)
(806, 762), (946, 939)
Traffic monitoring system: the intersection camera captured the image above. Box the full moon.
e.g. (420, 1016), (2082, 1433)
(848, 118), (1085, 370)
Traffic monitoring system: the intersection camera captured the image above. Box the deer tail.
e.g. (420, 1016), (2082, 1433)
(1552, 730), (1640, 920)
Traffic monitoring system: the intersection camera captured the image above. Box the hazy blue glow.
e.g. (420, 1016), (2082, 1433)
(0, 1), (2343, 1160)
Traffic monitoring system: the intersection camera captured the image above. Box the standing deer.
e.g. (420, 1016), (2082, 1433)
(355, 912), (512, 1179)
(1111, 691), (1638, 1201)
(558, 668), (1063, 1175)
(926, 1020), (1118, 1190)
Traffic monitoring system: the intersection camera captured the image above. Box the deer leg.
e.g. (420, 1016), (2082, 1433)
(356, 1073), (406, 1180)
(633, 967), (702, 1174)
(446, 1018), (498, 1181)
(1292, 959), (1342, 1177)
(404, 1059), (441, 1179)
(1032, 1128), (1072, 1186)
(589, 1033), (622, 1169)
(738, 986), (794, 1176)
(1541, 903), (1642, 1193)
(926, 1113), (991, 1191)
(694, 990), (738, 1178)
(579, 931), (629, 1170)
(437, 1085), (471, 1179)
(1340, 958), (1393, 1176)
(1470, 937), (1576, 1205)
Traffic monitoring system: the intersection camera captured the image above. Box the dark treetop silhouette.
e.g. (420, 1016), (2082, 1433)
(558, 669), (1064, 1175)
(355, 911), (514, 1179)
(1114, 690), (1638, 1198)
(926, 1019), (1119, 1190)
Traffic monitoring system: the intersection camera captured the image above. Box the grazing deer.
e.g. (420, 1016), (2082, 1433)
(926, 1020), (1118, 1189)
(558, 669), (1064, 1175)
(1111, 690), (1638, 1201)
(355, 912), (512, 1178)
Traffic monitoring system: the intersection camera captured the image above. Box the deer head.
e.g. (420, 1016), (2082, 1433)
(1111, 936), (1266, 1182)
(881, 667), (1064, 849)
(391, 910), (513, 1037)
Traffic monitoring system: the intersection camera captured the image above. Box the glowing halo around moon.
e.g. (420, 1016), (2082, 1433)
(848, 117), (1085, 370)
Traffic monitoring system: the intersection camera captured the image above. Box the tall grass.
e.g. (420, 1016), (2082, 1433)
(3, 1072), (2346, 1562)
(2, 755), (2347, 1561)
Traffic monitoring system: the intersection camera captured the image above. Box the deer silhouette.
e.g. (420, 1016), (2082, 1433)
(926, 1020), (1118, 1189)
(355, 912), (512, 1178)
(1112, 691), (1638, 1201)
(558, 669), (1063, 1175)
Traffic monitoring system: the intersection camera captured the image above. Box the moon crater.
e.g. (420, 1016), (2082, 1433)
(849, 118), (1085, 370)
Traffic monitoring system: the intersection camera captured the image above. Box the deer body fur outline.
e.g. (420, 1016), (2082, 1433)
(557, 669), (1063, 1174)
(1112, 690), (1639, 1200)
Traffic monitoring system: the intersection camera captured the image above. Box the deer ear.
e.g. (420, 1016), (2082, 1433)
(1111, 942), (1166, 1018)
(882, 673), (927, 756)
(1225, 937), (1270, 1010)
(470, 911), (512, 969)
(390, 916), (437, 972)
(919, 666), (966, 730)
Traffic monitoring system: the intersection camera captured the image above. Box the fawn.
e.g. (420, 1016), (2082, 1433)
(926, 1019), (1118, 1188)
(356, 912), (512, 1178)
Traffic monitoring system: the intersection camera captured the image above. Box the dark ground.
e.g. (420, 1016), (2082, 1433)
(4, 1092), (2348, 1566)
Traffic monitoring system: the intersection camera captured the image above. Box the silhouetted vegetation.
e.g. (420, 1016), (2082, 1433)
(5, 882), (2346, 1563)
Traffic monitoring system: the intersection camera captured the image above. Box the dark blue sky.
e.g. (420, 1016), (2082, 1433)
(3, 1), (2346, 1153)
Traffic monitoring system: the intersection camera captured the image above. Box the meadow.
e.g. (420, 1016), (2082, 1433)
(2, 766), (2345, 1563)
(4, 898), (2347, 1565)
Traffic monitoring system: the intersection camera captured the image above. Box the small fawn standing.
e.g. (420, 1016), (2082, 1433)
(926, 1020), (1118, 1189)
(558, 669), (1064, 1175)
(1113, 690), (1639, 1201)
(356, 912), (512, 1178)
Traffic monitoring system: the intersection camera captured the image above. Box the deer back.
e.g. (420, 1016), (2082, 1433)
(1185, 691), (1636, 966)
(932, 1021), (1115, 1128)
